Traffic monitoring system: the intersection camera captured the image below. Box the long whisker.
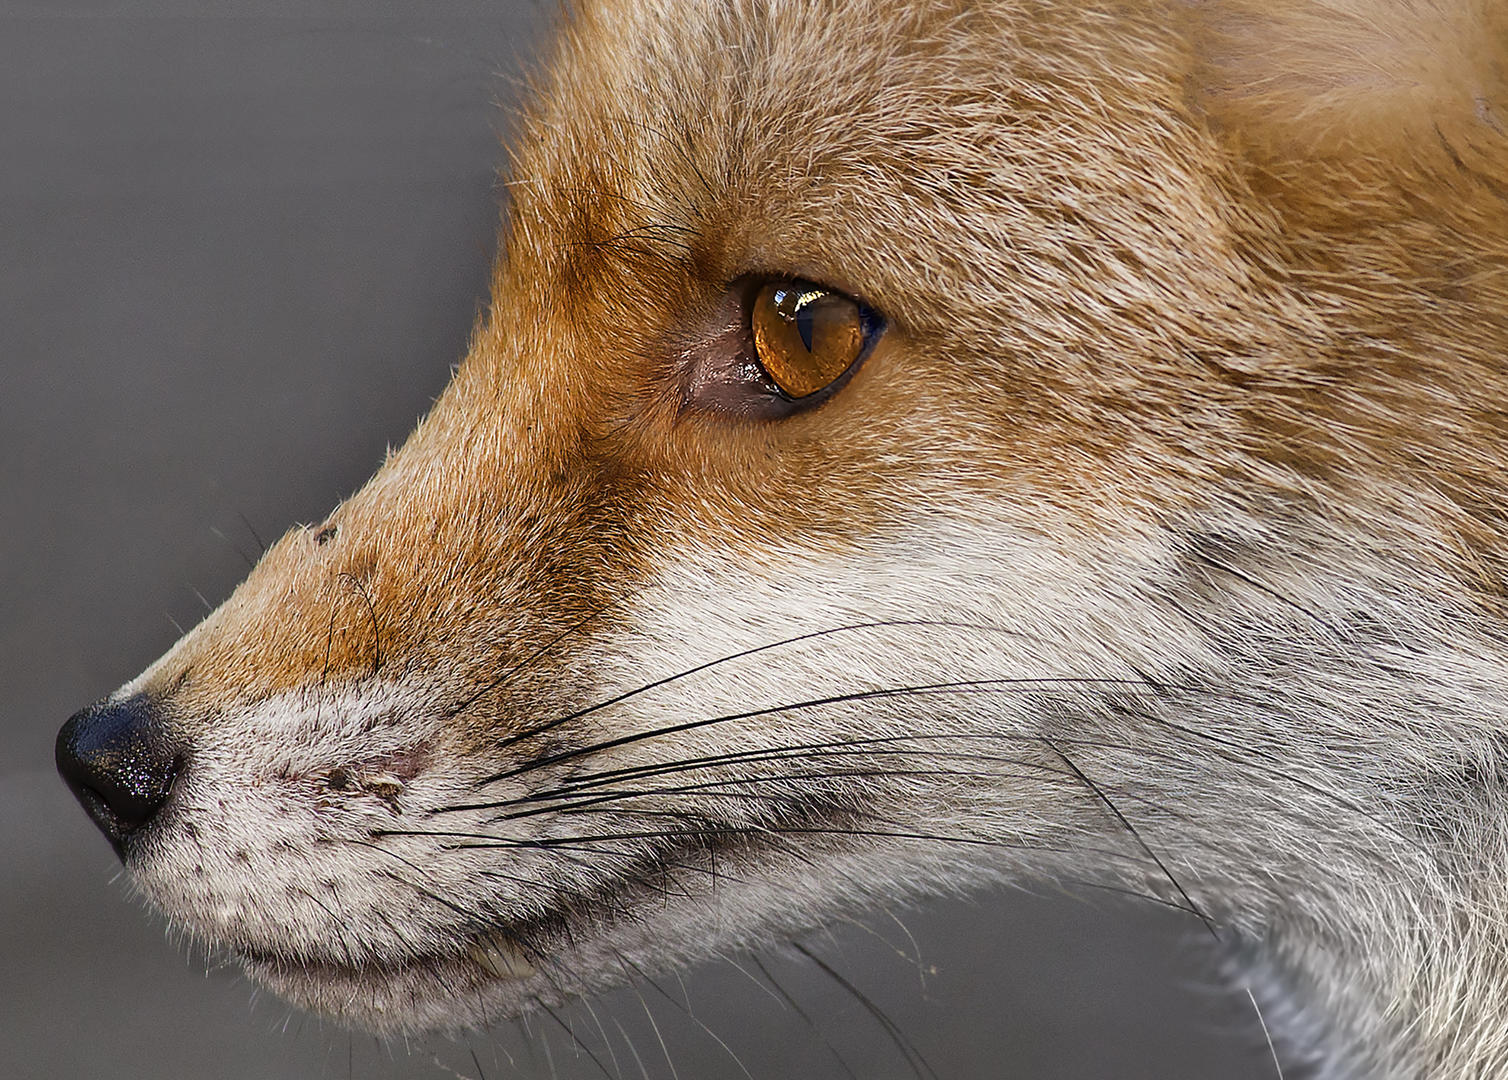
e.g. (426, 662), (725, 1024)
(453, 737), (1172, 817)
(535, 998), (615, 1080)
(613, 952), (755, 1080)
(457, 671), (1414, 853)
(444, 738), (1066, 815)
(575, 996), (625, 1080)
(742, 952), (863, 1080)
(1055, 874), (1211, 919)
(1043, 736), (1218, 937)
(481, 618), (1031, 762)
(792, 941), (939, 1080)
(462, 761), (1204, 832)
(480, 673), (1153, 788)
(370, 823), (1156, 875)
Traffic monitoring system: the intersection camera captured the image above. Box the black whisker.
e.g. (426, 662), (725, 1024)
(371, 822), (1155, 876)
(448, 727), (1070, 813)
(292, 882), (357, 969)
(481, 673), (1169, 790)
(459, 734), (1121, 814)
(467, 835), (739, 887)
(1043, 737), (1218, 937)
(449, 666), (1408, 856)
(237, 510), (267, 555)
(480, 618), (1029, 764)
(479, 766), (1072, 824)
(745, 953), (863, 1080)
(373, 866), (503, 930)
(536, 998), (615, 1080)
(792, 941), (939, 1080)
(1188, 548), (1335, 632)
(338, 571), (383, 677)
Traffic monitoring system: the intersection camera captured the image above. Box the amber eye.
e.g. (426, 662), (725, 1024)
(751, 281), (871, 399)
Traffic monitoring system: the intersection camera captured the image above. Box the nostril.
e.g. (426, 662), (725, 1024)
(56, 695), (184, 856)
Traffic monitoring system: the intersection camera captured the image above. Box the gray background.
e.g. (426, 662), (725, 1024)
(2, 5), (1276, 1077)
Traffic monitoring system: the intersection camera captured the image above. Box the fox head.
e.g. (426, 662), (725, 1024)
(57, 1), (1508, 1075)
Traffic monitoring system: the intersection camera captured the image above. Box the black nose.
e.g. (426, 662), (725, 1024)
(56, 695), (183, 856)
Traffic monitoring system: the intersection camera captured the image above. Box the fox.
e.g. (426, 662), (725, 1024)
(53, 0), (1508, 1076)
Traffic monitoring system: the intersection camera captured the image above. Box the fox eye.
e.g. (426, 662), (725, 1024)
(680, 276), (882, 418)
(751, 281), (872, 399)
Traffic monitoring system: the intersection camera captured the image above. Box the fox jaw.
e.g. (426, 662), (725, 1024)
(55, 0), (1508, 1076)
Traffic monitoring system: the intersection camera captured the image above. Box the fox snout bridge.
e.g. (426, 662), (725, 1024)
(57, 696), (182, 856)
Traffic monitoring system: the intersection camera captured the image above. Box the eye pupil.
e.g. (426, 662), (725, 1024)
(795, 303), (815, 352)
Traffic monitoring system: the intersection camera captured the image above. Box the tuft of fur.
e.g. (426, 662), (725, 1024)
(81, 1), (1508, 1076)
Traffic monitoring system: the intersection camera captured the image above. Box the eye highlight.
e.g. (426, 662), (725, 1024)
(751, 281), (875, 400)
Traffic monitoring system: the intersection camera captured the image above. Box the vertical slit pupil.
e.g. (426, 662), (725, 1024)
(796, 303), (815, 352)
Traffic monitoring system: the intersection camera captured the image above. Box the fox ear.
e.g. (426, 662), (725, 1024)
(1189, 0), (1507, 182)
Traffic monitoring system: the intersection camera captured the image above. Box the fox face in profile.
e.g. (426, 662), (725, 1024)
(55, 0), (1508, 1076)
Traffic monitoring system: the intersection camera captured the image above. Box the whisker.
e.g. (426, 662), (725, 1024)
(372, 866), (504, 931)
(481, 673), (1152, 789)
(338, 571), (383, 677)
(450, 727), (1078, 812)
(470, 837), (741, 887)
(1044, 737), (1218, 938)
(292, 883), (357, 969)
(452, 669), (1412, 854)
(1057, 874), (1210, 920)
(481, 618), (1031, 764)
(371, 822), (1155, 875)
(536, 998), (615, 1080)
(792, 941), (938, 1080)
(475, 766), (1083, 824)
(577, 996), (624, 1080)
(609, 1013), (653, 1080)
(458, 737), (1154, 815)
(236, 510), (267, 555)
(746, 953), (862, 1080)
(629, 971), (682, 1080)
(614, 952), (755, 1080)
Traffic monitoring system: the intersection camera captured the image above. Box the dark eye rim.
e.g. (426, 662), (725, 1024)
(743, 275), (885, 416)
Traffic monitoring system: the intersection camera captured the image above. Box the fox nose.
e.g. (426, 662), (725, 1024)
(56, 695), (183, 855)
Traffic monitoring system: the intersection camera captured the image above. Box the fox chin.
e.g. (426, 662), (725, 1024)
(57, 1), (1508, 1077)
